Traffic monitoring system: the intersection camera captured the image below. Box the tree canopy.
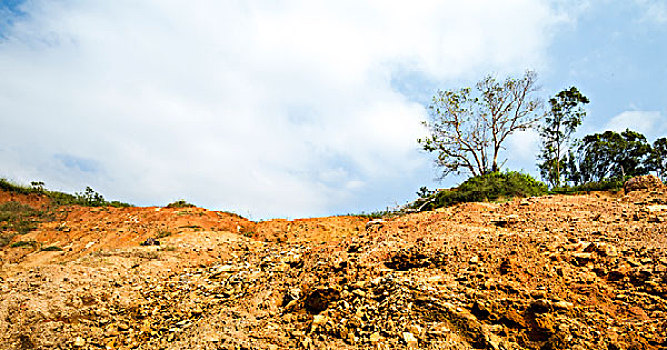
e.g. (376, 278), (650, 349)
(538, 87), (589, 188)
(419, 70), (543, 178)
(567, 129), (652, 184)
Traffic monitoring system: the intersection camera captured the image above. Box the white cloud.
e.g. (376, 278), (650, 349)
(605, 111), (667, 140)
(0, 0), (573, 218)
(635, 0), (667, 23)
(507, 129), (542, 164)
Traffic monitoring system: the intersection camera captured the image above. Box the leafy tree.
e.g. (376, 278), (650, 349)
(416, 186), (433, 199)
(649, 137), (667, 180)
(419, 70), (543, 178)
(538, 87), (589, 188)
(75, 186), (106, 206)
(568, 130), (652, 184)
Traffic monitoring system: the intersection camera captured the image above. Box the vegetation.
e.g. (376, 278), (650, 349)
(566, 130), (652, 185)
(155, 229), (173, 239)
(419, 71), (543, 178)
(415, 171), (547, 212)
(0, 201), (43, 247)
(0, 179), (130, 247)
(538, 87), (589, 188)
(0, 178), (131, 207)
(10, 240), (38, 248)
(41, 245), (64, 251)
(351, 210), (397, 219)
(550, 179), (625, 194)
(649, 137), (667, 180)
(166, 200), (196, 209)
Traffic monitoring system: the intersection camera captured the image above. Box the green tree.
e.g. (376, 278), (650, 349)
(419, 70), (543, 178)
(75, 186), (106, 206)
(538, 87), (589, 188)
(569, 130), (652, 184)
(649, 137), (667, 180)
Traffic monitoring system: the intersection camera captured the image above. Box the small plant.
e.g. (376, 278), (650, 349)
(10, 240), (38, 248)
(179, 225), (202, 230)
(155, 229), (172, 239)
(0, 234), (16, 248)
(41, 246), (63, 251)
(14, 220), (38, 234)
(30, 181), (45, 192)
(166, 200), (196, 209)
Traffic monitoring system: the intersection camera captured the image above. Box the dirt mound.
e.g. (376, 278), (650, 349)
(1, 189), (667, 349)
(625, 175), (665, 192)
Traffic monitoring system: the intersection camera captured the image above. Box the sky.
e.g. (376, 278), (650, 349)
(0, 0), (665, 219)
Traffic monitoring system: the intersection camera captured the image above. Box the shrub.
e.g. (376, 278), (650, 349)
(0, 178), (34, 194)
(166, 200), (196, 209)
(550, 179), (625, 194)
(417, 171), (548, 211)
(156, 229), (172, 239)
(10, 240), (38, 248)
(0, 234), (16, 248)
(41, 246), (64, 251)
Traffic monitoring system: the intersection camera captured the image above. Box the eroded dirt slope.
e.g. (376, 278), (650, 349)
(1, 189), (666, 349)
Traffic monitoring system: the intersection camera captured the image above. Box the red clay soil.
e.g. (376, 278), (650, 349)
(0, 187), (666, 349)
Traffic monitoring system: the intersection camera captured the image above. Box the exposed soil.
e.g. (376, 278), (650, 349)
(1, 187), (666, 349)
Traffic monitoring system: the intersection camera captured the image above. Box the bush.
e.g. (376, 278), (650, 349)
(0, 178), (34, 194)
(10, 240), (38, 248)
(156, 229), (172, 238)
(417, 171), (548, 211)
(41, 246), (63, 251)
(166, 200), (196, 209)
(551, 179), (625, 194)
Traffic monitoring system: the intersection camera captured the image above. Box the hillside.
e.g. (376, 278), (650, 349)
(1, 185), (666, 349)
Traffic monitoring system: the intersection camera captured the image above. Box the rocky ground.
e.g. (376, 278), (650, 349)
(1, 185), (666, 349)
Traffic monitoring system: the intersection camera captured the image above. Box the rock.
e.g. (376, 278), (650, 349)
(304, 287), (340, 314)
(369, 332), (381, 342)
(552, 300), (573, 310)
(530, 299), (552, 313)
(624, 175), (664, 192)
(365, 219), (385, 230)
(530, 290), (547, 299)
(73, 337), (86, 347)
(312, 314), (328, 330)
(140, 238), (160, 246)
(500, 309), (526, 329)
(499, 256), (517, 275)
(402, 331), (418, 348)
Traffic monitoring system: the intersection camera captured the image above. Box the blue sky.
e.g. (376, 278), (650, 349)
(0, 0), (665, 219)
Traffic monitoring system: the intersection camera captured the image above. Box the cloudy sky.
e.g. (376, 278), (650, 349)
(1, 0), (665, 219)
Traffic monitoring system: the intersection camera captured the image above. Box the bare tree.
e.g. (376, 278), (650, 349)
(419, 70), (543, 178)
